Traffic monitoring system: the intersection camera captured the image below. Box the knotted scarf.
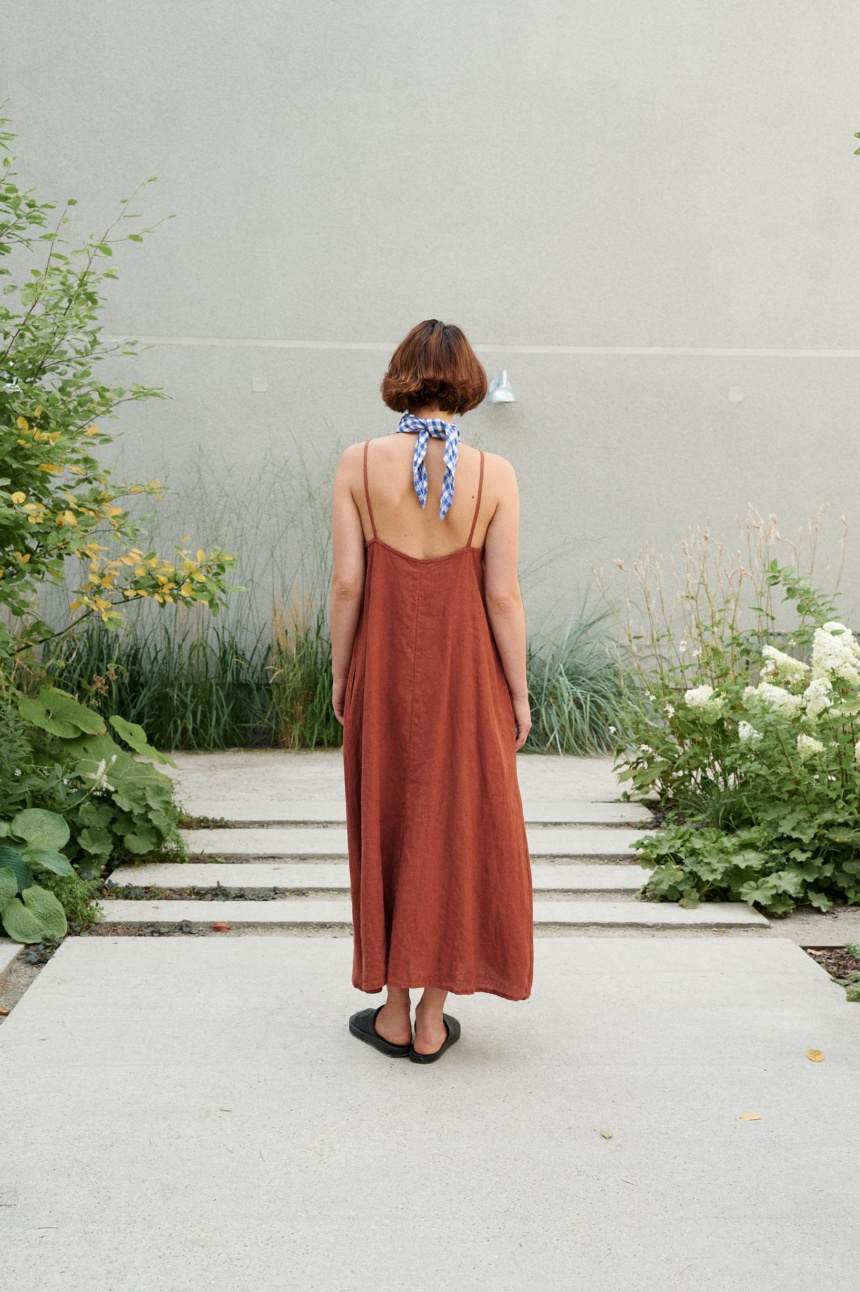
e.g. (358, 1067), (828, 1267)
(395, 412), (460, 519)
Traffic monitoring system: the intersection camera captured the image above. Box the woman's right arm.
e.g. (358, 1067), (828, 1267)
(482, 457), (532, 751)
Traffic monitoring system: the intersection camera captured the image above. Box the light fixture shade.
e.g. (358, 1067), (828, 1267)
(487, 369), (517, 403)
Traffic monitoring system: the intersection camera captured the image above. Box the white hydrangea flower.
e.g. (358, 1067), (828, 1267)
(738, 720), (762, 743)
(761, 644), (810, 683)
(796, 733), (825, 761)
(743, 680), (804, 716)
(811, 622), (860, 687)
(802, 676), (833, 719)
(684, 684), (726, 722)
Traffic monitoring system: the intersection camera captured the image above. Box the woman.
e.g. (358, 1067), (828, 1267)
(330, 319), (534, 1064)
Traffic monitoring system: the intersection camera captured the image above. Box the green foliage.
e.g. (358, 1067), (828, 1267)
(525, 604), (628, 754)
(608, 513), (860, 913)
(0, 804), (71, 941)
(44, 613), (273, 748)
(622, 617), (860, 914)
(269, 593), (343, 749)
(29, 864), (103, 928)
(0, 107), (237, 665)
(0, 685), (183, 886)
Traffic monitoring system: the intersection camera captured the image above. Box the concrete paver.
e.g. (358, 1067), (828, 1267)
(109, 861), (648, 892)
(98, 897), (767, 928)
(0, 941), (21, 974)
(0, 935), (857, 1291)
(164, 749), (651, 823)
(181, 825), (643, 858)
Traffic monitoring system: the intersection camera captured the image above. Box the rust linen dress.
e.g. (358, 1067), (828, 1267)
(342, 439), (534, 1001)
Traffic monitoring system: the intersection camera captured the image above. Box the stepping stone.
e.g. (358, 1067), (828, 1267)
(534, 901), (769, 927)
(165, 750), (648, 824)
(109, 861), (648, 893)
(179, 825), (645, 859)
(101, 899), (354, 926)
(99, 897), (767, 928)
(180, 800), (652, 826)
(0, 941), (21, 975)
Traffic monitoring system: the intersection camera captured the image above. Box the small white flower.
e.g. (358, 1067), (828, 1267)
(608, 725), (617, 735)
(679, 640), (688, 653)
(761, 644), (809, 683)
(83, 757), (116, 793)
(803, 676), (833, 719)
(796, 733), (825, 761)
(664, 702), (676, 718)
(14, 768), (22, 776)
(811, 622), (860, 686)
(738, 721), (762, 743)
(639, 743), (653, 754)
(743, 681), (804, 717)
(684, 685), (726, 722)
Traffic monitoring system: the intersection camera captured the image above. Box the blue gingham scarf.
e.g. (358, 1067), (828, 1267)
(396, 412), (460, 519)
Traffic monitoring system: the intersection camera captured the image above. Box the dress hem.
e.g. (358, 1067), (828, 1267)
(352, 976), (533, 1003)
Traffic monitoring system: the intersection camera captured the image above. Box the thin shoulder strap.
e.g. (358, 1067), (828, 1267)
(467, 450), (485, 548)
(362, 439), (378, 540)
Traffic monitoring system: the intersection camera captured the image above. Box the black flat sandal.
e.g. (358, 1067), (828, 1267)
(349, 1006), (412, 1058)
(408, 1013), (461, 1064)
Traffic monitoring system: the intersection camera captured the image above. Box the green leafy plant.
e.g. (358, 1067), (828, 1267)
(0, 806), (71, 942)
(14, 684), (182, 877)
(525, 603), (628, 754)
(627, 621), (860, 914)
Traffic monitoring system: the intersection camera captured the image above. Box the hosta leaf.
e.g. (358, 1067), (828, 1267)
(24, 847), (73, 877)
(0, 845), (34, 892)
(18, 687), (106, 739)
(11, 807), (70, 850)
(109, 715), (176, 766)
(1, 896), (45, 943)
(21, 885), (67, 939)
(0, 866), (18, 907)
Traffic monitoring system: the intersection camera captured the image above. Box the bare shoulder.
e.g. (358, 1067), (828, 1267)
(480, 449), (518, 494)
(335, 440), (367, 480)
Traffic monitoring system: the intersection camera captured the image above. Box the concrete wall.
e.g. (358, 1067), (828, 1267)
(6, 1), (860, 632)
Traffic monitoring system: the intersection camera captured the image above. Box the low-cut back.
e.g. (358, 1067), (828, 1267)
(341, 437), (534, 1000)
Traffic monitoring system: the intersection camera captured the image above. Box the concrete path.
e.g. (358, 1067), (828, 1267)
(1, 935), (858, 1291)
(179, 824), (643, 858)
(164, 749), (653, 824)
(109, 860), (649, 891)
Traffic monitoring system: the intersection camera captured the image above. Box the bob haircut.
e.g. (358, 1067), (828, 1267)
(380, 320), (487, 416)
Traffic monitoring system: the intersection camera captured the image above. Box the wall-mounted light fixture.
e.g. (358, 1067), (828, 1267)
(487, 369), (517, 403)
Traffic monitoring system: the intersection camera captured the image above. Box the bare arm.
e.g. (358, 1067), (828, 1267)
(482, 458), (532, 750)
(329, 446), (366, 724)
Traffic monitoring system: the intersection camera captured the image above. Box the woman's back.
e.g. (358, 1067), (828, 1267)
(356, 434), (492, 560)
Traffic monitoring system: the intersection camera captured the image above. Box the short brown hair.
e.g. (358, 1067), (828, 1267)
(380, 320), (487, 416)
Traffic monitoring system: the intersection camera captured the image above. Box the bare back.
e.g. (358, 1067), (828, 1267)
(354, 434), (492, 560)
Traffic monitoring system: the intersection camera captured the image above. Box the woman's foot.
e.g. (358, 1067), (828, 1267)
(373, 995), (412, 1046)
(413, 999), (449, 1055)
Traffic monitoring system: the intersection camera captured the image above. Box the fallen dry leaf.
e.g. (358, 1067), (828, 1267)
(739, 1112), (763, 1121)
(806, 1048), (825, 1062)
(211, 922), (231, 932)
(0, 1005), (10, 1016)
(601, 1131), (613, 1139)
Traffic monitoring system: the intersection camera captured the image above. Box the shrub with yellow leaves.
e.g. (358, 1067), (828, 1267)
(0, 111), (237, 671)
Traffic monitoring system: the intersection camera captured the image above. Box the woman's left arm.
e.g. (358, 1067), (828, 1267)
(329, 445), (367, 724)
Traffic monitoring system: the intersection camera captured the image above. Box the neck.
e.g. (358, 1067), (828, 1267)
(409, 406), (458, 423)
